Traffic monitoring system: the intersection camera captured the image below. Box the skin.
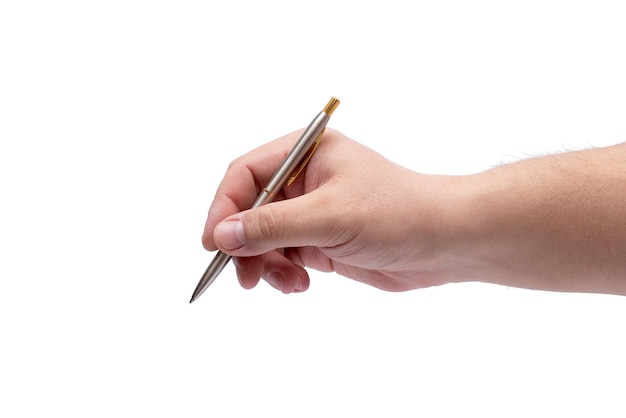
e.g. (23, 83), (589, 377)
(202, 128), (626, 296)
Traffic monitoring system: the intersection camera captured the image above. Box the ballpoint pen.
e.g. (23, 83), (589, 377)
(190, 97), (340, 303)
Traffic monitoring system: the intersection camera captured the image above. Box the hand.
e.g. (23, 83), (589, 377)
(203, 129), (626, 296)
(202, 128), (455, 293)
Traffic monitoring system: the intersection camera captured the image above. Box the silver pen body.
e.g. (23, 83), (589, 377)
(190, 99), (339, 303)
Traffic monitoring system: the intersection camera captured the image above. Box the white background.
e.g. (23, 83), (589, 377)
(1, 1), (625, 417)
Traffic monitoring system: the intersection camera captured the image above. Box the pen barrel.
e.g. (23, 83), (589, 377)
(191, 250), (232, 302)
(191, 98), (338, 303)
(253, 111), (330, 208)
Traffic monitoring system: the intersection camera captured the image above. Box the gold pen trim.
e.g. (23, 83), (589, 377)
(286, 128), (324, 186)
(323, 97), (340, 116)
(262, 189), (276, 198)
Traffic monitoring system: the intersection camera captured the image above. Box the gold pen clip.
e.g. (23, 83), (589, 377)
(286, 128), (324, 186)
(286, 97), (339, 186)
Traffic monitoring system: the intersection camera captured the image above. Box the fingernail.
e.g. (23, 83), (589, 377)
(215, 219), (245, 250)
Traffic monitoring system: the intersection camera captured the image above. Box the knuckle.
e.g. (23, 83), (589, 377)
(251, 207), (284, 247)
(227, 156), (246, 173)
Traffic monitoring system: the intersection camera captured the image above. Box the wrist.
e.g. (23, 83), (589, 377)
(421, 174), (488, 286)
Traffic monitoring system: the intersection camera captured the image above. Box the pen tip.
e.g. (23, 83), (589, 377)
(189, 296), (196, 304)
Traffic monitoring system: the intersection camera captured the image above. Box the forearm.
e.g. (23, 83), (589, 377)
(447, 143), (626, 295)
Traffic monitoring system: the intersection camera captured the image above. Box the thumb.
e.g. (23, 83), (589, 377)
(213, 192), (336, 256)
